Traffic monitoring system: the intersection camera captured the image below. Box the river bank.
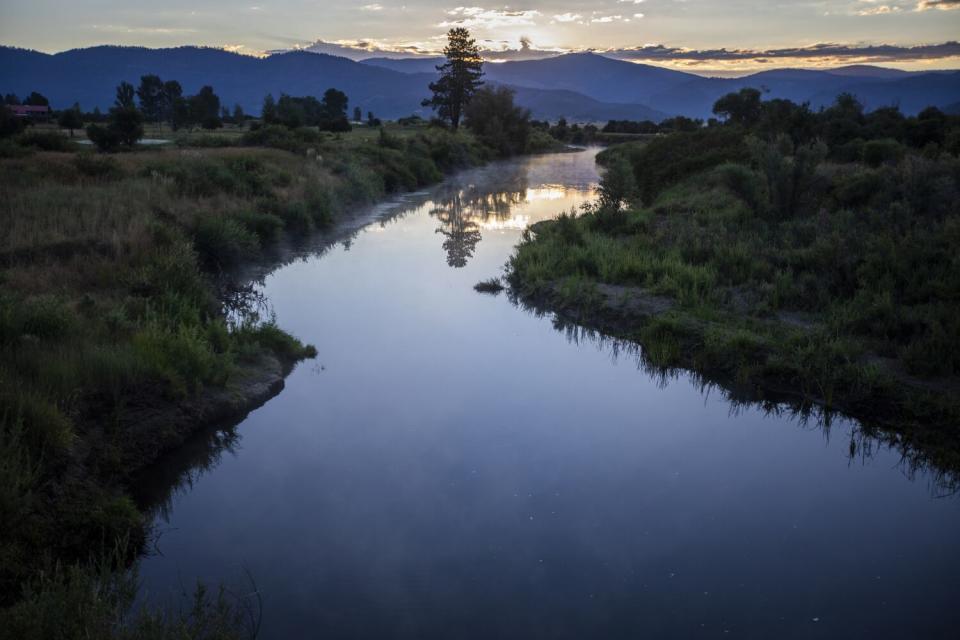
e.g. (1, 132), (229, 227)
(0, 124), (508, 627)
(506, 107), (960, 480)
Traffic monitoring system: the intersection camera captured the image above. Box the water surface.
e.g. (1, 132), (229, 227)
(136, 149), (960, 639)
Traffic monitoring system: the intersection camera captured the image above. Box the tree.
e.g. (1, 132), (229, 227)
(24, 91), (49, 107)
(713, 88), (763, 127)
(232, 104), (245, 126)
(262, 94), (277, 124)
(136, 74), (165, 123)
(0, 104), (25, 138)
(598, 157), (637, 211)
(319, 88), (350, 132)
(368, 111), (381, 127)
(422, 28), (484, 129)
(4, 93), (20, 105)
(162, 80), (183, 126)
(189, 86), (221, 129)
(58, 103), (83, 136)
(552, 118), (569, 141)
(114, 82), (136, 109)
(171, 96), (190, 130)
(87, 81), (144, 151)
(353, 106), (362, 122)
(109, 105), (144, 147)
(463, 86), (531, 156)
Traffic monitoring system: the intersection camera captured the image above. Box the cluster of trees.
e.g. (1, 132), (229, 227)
(710, 87), (960, 157)
(84, 82), (146, 151)
(261, 89), (351, 131)
(420, 28), (540, 156)
(3, 91), (50, 107)
(601, 117), (702, 135)
(132, 74), (237, 130)
(531, 119), (598, 145)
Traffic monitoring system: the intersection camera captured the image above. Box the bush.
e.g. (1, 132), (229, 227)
(240, 124), (319, 153)
(234, 210), (284, 242)
(73, 153), (122, 179)
(16, 130), (75, 152)
(863, 138), (905, 168)
(192, 216), (260, 269)
(85, 124), (121, 152)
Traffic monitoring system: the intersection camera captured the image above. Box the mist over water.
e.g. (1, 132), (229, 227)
(135, 150), (960, 639)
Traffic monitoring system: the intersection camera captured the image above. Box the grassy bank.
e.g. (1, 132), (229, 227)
(0, 124), (491, 633)
(508, 97), (960, 477)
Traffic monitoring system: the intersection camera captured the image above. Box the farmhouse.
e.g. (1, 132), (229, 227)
(10, 104), (51, 120)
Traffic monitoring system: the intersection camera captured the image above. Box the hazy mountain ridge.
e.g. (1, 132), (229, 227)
(0, 46), (665, 122)
(365, 52), (960, 118)
(2, 46), (958, 122)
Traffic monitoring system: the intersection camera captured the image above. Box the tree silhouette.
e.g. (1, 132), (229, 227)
(136, 74), (165, 123)
(422, 28), (483, 129)
(58, 103), (83, 137)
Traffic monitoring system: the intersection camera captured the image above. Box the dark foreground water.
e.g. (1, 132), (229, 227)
(135, 150), (960, 639)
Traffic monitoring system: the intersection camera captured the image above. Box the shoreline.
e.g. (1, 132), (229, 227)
(510, 279), (960, 482)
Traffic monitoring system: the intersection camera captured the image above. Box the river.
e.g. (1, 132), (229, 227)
(134, 149), (960, 639)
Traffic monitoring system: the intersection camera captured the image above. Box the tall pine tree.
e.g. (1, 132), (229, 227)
(422, 28), (483, 130)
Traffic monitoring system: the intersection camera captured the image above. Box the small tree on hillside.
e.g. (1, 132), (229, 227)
(422, 28), (484, 129)
(58, 103), (83, 137)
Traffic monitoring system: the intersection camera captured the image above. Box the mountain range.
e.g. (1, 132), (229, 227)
(2, 46), (958, 123)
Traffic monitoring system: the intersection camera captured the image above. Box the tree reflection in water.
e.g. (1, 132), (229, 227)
(430, 175), (527, 268)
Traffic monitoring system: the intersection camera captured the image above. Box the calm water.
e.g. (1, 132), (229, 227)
(136, 150), (960, 639)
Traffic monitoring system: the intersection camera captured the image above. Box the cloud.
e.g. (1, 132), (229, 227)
(552, 13), (582, 23)
(604, 40), (960, 64)
(439, 7), (541, 29)
(856, 4), (903, 16)
(916, 0), (960, 9)
(359, 3), (384, 10)
(270, 36), (960, 68)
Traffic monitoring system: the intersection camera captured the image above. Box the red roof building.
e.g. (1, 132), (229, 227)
(10, 104), (51, 118)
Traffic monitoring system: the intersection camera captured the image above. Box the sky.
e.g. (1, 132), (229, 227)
(1, 1), (959, 73)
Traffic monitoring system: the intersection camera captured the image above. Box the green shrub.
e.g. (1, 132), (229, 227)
(73, 153), (123, 179)
(17, 130), (75, 152)
(863, 138), (905, 167)
(234, 210), (284, 242)
(192, 216), (260, 269)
